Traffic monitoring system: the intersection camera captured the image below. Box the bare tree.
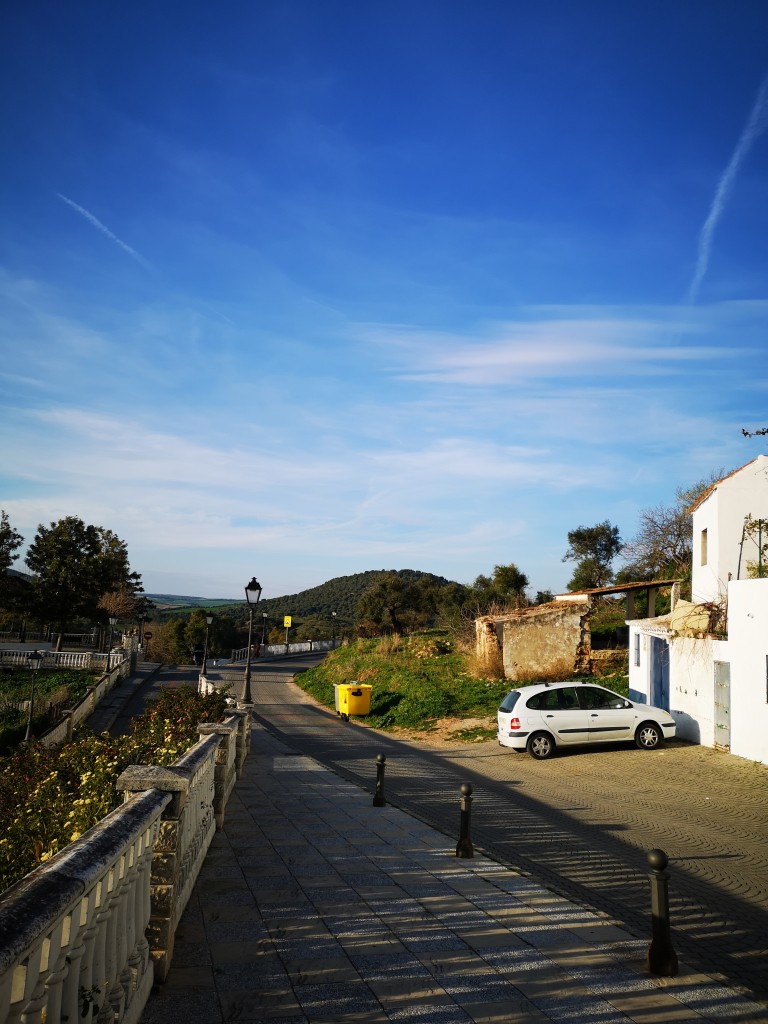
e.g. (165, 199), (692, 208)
(621, 471), (725, 580)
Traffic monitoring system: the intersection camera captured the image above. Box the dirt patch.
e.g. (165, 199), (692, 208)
(383, 716), (496, 745)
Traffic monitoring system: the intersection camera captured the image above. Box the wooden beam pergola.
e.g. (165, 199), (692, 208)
(556, 579), (683, 620)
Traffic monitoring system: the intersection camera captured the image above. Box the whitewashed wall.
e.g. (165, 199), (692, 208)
(629, 624), (717, 744)
(691, 456), (768, 604)
(627, 623), (656, 704)
(727, 578), (768, 765)
(668, 635), (724, 746)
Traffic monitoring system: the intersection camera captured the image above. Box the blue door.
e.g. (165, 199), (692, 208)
(649, 636), (670, 710)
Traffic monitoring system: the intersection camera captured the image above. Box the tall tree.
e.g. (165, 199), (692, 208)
(25, 516), (141, 647)
(0, 511), (23, 576)
(356, 572), (408, 634)
(563, 521), (622, 591)
(0, 511), (24, 607)
(468, 563), (529, 613)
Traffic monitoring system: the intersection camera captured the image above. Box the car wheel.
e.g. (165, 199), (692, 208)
(635, 722), (662, 750)
(527, 732), (555, 760)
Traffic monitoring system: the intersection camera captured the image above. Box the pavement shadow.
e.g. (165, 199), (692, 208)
(251, 693), (768, 1006)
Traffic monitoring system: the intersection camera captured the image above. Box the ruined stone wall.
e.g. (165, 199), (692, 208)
(475, 616), (503, 660)
(498, 601), (591, 681)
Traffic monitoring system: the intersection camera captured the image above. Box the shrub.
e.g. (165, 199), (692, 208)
(0, 685), (228, 893)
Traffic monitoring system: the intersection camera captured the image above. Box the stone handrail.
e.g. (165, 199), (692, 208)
(0, 710), (251, 1022)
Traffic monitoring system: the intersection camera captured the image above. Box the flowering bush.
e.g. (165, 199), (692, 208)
(0, 685), (229, 893)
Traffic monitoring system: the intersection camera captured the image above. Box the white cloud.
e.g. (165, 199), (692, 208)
(361, 310), (741, 386)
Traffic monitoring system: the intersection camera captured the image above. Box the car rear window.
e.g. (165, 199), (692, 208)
(499, 691), (521, 712)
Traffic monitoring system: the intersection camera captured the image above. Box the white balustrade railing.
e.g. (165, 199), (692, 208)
(0, 711), (251, 1023)
(229, 637), (338, 663)
(0, 651), (120, 670)
(0, 788), (171, 1024)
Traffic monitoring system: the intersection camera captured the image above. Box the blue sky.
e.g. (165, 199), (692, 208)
(2, 1), (768, 600)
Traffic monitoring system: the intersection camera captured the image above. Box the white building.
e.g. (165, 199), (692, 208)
(627, 456), (768, 763)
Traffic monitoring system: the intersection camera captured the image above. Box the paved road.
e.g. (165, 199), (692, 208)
(217, 662), (768, 1006)
(105, 665), (200, 735)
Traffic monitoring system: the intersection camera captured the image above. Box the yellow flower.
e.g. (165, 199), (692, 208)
(70, 832), (81, 842)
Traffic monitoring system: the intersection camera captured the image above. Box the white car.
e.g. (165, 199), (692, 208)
(497, 680), (676, 760)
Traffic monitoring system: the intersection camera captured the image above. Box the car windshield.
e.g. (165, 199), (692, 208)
(499, 691), (521, 712)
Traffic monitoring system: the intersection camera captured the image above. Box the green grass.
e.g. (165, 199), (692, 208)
(0, 668), (96, 702)
(297, 632), (510, 729)
(296, 631), (630, 735)
(0, 670), (98, 754)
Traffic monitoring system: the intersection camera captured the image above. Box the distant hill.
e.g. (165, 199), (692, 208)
(146, 569), (455, 624)
(145, 594), (238, 611)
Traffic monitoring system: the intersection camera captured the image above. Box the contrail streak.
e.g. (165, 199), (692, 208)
(688, 73), (768, 303)
(57, 193), (152, 271)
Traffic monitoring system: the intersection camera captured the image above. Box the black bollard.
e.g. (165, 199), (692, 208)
(646, 848), (678, 977)
(373, 753), (386, 807)
(455, 783), (474, 858)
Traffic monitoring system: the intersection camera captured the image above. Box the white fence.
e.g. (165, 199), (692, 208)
(0, 710), (251, 1024)
(0, 650), (119, 670)
(229, 638), (338, 663)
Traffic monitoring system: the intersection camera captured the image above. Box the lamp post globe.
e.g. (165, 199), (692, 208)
(242, 577), (262, 705)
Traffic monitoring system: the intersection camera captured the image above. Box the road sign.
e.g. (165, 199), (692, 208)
(143, 631), (153, 640)
(283, 616), (292, 628)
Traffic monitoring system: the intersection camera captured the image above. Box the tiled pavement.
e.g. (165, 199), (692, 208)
(139, 724), (768, 1024)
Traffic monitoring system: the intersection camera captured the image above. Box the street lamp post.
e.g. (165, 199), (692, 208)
(242, 577), (262, 705)
(25, 650), (44, 743)
(261, 612), (268, 648)
(105, 616), (117, 674)
(201, 614), (214, 677)
(332, 611), (337, 646)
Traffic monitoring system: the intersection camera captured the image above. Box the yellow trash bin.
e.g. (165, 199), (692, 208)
(337, 681), (372, 720)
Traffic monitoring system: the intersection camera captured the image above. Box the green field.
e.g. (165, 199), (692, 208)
(296, 632), (629, 739)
